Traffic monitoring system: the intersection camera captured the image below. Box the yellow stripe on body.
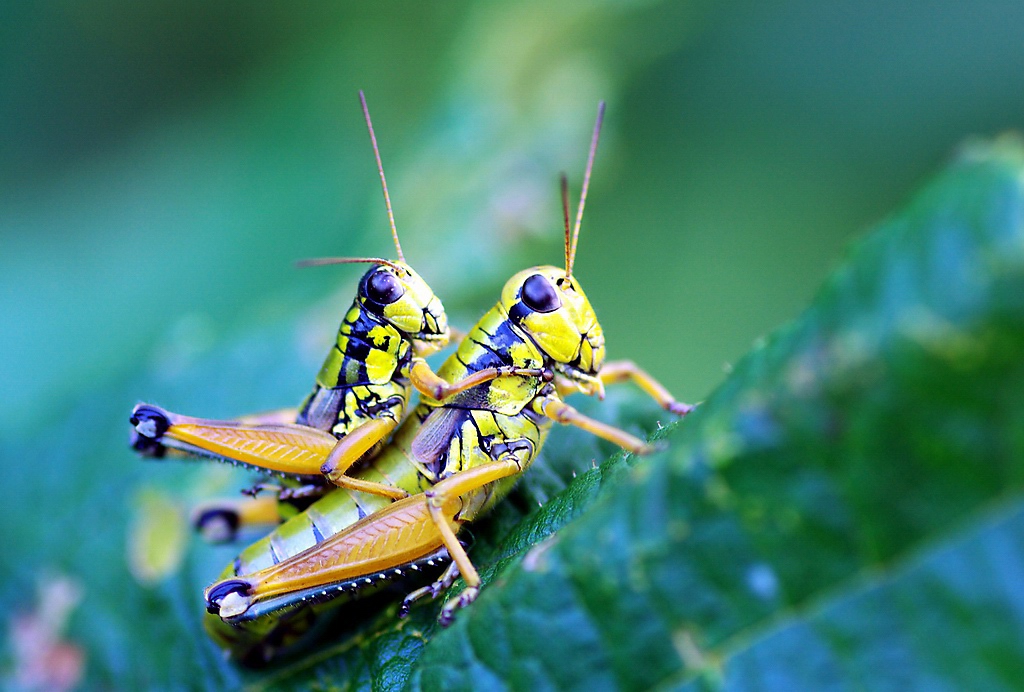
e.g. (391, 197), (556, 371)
(316, 346), (344, 388)
(365, 347), (396, 382)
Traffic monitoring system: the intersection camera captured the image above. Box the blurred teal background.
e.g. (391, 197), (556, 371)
(2, 0), (1024, 686)
(5, 0), (1022, 437)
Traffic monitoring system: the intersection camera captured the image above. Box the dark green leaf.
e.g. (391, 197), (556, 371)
(695, 503), (1024, 691)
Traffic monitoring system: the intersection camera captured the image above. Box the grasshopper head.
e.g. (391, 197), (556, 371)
(358, 261), (450, 355)
(497, 101), (610, 394)
(500, 265), (605, 393)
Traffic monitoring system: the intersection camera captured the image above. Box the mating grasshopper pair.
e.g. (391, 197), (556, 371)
(130, 94), (693, 664)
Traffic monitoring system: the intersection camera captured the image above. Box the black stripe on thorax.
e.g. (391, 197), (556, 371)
(343, 335), (372, 363)
(339, 303), (390, 342)
(339, 303), (407, 367)
(466, 317), (535, 371)
(507, 299), (531, 327)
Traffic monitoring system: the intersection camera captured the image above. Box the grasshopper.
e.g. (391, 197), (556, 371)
(199, 102), (694, 663)
(129, 92), (543, 541)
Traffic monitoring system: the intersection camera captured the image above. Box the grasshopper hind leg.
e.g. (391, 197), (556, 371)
(191, 496), (286, 544)
(129, 402), (337, 477)
(193, 507), (242, 544)
(597, 360), (696, 416)
(204, 549), (451, 666)
(130, 404), (171, 457)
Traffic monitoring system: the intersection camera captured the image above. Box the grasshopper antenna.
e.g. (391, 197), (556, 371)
(359, 90), (405, 263)
(567, 100), (605, 279)
(560, 173), (572, 276)
(296, 257), (404, 272)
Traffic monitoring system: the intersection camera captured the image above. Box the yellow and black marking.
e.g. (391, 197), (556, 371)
(296, 281), (415, 437)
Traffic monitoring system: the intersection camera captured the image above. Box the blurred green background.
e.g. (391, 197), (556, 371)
(3, 0), (1024, 687)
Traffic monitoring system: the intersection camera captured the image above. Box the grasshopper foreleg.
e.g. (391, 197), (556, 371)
(598, 360), (695, 415)
(191, 496), (282, 544)
(410, 359), (553, 401)
(537, 395), (658, 455)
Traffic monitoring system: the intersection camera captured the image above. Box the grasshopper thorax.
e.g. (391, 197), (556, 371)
(357, 261), (449, 356)
(500, 265), (605, 390)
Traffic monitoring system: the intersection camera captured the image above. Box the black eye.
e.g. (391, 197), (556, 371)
(365, 270), (405, 307)
(521, 274), (560, 313)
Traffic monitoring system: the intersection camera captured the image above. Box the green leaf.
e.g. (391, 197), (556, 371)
(692, 503), (1024, 691)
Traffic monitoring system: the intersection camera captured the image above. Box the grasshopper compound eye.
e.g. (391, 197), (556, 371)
(521, 274), (560, 313)
(365, 269), (405, 307)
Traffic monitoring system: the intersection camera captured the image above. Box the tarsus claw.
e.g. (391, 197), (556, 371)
(669, 401), (696, 416)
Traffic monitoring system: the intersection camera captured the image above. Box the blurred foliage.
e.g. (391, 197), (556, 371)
(4, 1), (1024, 690)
